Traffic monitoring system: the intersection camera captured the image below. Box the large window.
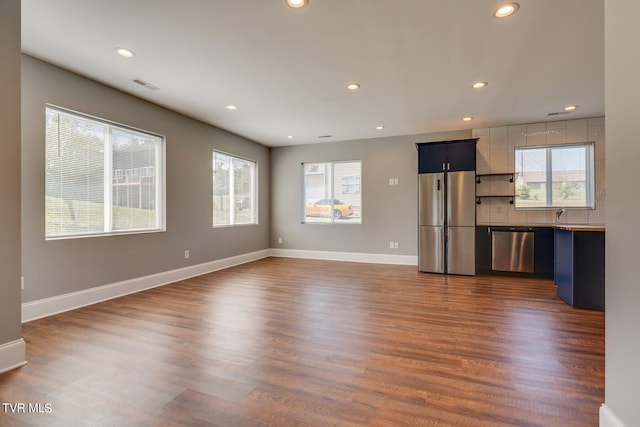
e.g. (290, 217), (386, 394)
(303, 161), (361, 224)
(515, 142), (595, 209)
(45, 105), (165, 239)
(212, 151), (257, 226)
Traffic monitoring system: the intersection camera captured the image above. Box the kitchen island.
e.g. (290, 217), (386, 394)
(553, 224), (605, 311)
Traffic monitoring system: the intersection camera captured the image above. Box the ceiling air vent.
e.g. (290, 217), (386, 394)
(132, 78), (160, 91)
(317, 135), (333, 139)
(547, 111), (570, 116)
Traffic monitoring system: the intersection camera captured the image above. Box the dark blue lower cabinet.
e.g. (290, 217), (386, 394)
(475, 226), (492, 273)
(533, 227), (554, 276)
(554, 230), (575, 305)
(554, 229), (605, 311)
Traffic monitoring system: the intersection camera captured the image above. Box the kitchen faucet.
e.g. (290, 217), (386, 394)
(555, 208), (566, 224)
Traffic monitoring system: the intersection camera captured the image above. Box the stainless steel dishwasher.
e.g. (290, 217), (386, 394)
(491, 226), (534, 273)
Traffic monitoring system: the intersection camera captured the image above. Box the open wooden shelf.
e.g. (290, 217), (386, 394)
(476, 172), (514, 184)
(476, 173), (515, 204)
(476, 195), (514, 205)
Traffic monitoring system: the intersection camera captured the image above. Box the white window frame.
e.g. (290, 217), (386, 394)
(45, 105), (166, 239)
(514, 142), (595, 209)
(302, 160), (362, 224)
(212, 151), (258, 227)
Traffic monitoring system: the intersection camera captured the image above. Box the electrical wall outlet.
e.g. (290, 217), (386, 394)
(184, 250), (190, 259)
(278, 237), (283, 244)
(21, 276), (24, 291)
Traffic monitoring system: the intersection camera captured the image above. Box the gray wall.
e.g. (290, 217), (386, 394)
(270, 130), (470, 255)
(604, 0), (640, 425)
(21, 55), (270, 303)
(0, 0), (22, 345)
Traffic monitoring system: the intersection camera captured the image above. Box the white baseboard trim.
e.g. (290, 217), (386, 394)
(0, 339), (27, 374)
(600, 404), (627, 427)
(269, 248), (419, 266)
(22, 249), (270, 323)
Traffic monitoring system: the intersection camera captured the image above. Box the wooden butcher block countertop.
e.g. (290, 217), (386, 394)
(552, 224), (606, 232)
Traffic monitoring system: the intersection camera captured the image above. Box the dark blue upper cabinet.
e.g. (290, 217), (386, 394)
(417, 139), (477, 173)
(445, 139), (477, 171)
(417, 143), (447, 173)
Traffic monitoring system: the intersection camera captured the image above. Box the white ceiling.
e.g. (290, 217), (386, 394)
(21, 0), (604, 148)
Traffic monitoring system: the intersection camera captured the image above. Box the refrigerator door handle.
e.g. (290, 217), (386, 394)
(437, 179), (441, 191)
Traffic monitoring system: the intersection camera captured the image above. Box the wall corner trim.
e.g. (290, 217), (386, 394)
(22, 249), (270, 323)
(600, 404), (627, 427)
(0, 339), (27, 374)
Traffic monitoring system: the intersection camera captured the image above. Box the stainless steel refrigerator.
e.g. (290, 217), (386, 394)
(419, 171), (475, 275)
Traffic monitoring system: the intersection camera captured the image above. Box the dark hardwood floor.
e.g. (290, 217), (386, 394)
(0, 257), (604, 426)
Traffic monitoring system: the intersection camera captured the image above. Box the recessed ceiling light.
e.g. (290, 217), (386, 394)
(564, 105), (578, 111)
(347, 83), (361, 91)
(493, 2), (519, 19)
(287, 135), (294, 139)
(225, 105), (237, 110)
(471, 81), (488, 89)
(463, 117), (474, 122)
(286, 0), (307, 8)
(115, 47), (135, 58)
(375, 126), (385, 130)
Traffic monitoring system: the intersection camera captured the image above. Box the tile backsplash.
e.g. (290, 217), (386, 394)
(473, 117), (605, 226)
